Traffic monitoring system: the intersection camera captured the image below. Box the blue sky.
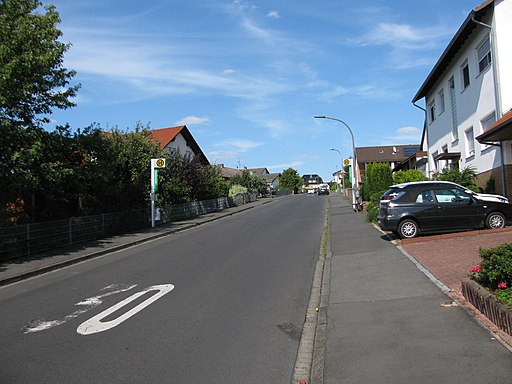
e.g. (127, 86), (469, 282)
(48, 0), (478, 182)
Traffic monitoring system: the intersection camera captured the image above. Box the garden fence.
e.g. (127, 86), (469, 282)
(0, 193), (258, 261)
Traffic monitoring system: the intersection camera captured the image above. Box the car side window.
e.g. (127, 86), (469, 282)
(415, 190), (434, 203)
(434, 188), (471, 204)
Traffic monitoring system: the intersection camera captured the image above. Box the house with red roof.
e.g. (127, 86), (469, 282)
(413, 0), (512, 198)
(148, 126), (209, 165)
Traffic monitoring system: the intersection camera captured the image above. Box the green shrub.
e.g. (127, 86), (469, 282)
(433, 166), (479, 191)
(470, 243), (512, 305)
(392, 169), (427, 184)
(366, 200), (379, 223)
(229, 184), (248, 197)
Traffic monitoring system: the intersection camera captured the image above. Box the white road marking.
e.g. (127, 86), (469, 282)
(77, 284), (175, 335)
(23, 284), (137, 334)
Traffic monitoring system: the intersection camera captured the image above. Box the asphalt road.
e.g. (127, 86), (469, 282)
(0, 195), (326, 383)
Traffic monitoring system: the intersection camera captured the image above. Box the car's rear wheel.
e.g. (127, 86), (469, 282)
(485, 212), (506, 229)
(398, 219), (419, 239)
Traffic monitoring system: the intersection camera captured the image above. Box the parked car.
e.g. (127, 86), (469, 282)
(318, 184), (330, 195)
(377, 181), (512, 239)
(380, 181), (509, 204)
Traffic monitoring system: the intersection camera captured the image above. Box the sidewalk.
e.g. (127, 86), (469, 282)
(322, 194), (512, 383)
(0, 199), (271, 287)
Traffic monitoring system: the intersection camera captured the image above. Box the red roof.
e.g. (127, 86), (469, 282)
(148, 126), (185, 149)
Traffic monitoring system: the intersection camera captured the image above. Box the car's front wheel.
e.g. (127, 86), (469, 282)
(398, 219), (419, 239)
(485, 212), (506, 229)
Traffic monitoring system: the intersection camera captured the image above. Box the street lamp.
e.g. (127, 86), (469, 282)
(315, 115), (359, 211)
(329, 148), (345, 193)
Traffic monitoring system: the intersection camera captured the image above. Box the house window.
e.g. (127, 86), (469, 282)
(428, 101), (436, 124)
(461, 61), (470, 89)
(432, 151), (438, 172)
(438, 89), (445, 115)
(167, 147), (177, 156)
(480, 112), (496, 149)
(465, 127), (475, 157)
(449, 77), (458, 140)
(477, 37), (492, 73)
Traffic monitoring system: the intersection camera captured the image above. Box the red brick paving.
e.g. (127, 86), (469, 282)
(400, 227), (512, 348)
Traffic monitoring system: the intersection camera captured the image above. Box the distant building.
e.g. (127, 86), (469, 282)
(355, 145), (421, 176)
(302, 174), (323, 193)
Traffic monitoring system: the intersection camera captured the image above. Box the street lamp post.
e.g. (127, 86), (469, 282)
(329, 148), (344, 194)
(315, 116), (359, 211)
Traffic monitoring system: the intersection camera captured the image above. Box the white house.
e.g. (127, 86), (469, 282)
(412, 0), (512, 198)
(148, 126), (209, 165)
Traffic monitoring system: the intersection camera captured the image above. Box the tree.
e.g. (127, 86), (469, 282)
(279, 168), (302, 193)
(0, 0), (80, 127)
(0, 0), (80, 220)
(229, 170), (267, 194)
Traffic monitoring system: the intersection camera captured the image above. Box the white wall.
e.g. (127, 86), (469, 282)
(164, 133), (194, 158)
(423, 6), (512, 177)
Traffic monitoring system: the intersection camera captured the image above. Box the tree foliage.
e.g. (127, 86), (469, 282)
(279, 168), (302, 193)
(0, 0), (80, 127)
(362, 163), (393, 223)
(361, 163), (393, 202)
(432, 166), (479, 191)
(0, 123), (230, 225)
(229, 170), (267, 194)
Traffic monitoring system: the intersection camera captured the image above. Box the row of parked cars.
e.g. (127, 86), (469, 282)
(377, 181), (512, 239)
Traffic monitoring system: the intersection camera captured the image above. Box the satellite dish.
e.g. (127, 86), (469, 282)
(392, 146), (397, 154)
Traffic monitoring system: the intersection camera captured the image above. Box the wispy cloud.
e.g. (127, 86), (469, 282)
(346, 22), (453, 69)
(215, 139), (264, 152)
(349, 22), (451, 50)
(267, 10), (280, 19)
(176, 116), (210, 126)
(381, 126), (422, 144)
(268, 160), (305, 172)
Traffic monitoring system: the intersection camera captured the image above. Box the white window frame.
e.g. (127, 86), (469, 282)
(465, 127), (475, 157)
(432, 150), (439, 172)
(428, 101), (436, 124)
(438, 89), (445, 115)
(477, 36), (492, 74)
(480, 112), (496, 150)
(461, 60), (470, 89)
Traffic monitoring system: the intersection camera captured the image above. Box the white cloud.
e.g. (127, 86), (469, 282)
(217, 139), (264, 152)
(268, 160), (305, 172)
(176, 116), (210, 126)
(381, 126), (422, 144)
(350, 22), (451, 50)
(264, 119), (292, 138)
(208, 150), (239, 161)
(267, 10), (280, 19)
